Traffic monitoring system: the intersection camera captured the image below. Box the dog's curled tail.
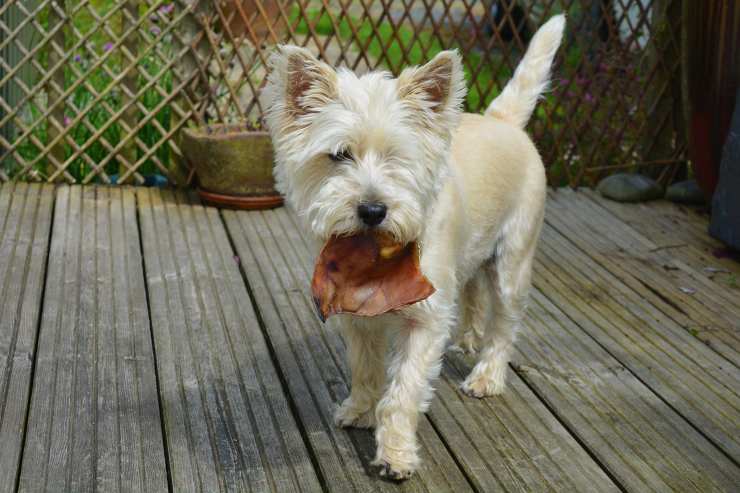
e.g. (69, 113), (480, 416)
(484, 14), (565, 129)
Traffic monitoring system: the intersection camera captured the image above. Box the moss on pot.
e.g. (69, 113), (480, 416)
(181, 123), (278, 197)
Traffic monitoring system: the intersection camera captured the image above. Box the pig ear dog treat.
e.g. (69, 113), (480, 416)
(311, 232), (435, 321)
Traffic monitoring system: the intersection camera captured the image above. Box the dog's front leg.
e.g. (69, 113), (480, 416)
(372, 297), (453, 480)
(335, 316), (386, 429)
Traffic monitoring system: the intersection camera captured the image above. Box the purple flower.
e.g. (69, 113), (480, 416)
(74, 54), (81, 62)
(150, 26), (161, 36)
(63, 116), (71, 126)
(103, 42), (114, 52)
(576, 75), (588, 86)
(159, 3), (174, 15)
(584, 92), (595, 103)
(559, 78), (570, 87)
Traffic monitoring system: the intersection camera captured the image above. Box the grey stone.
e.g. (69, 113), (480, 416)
(596, 173), (663, 203)
(665, 179), (706, 205)
(709, 88), (740, 249)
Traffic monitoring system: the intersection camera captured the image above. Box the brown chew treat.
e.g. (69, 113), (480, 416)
(311, 232), (435, 321)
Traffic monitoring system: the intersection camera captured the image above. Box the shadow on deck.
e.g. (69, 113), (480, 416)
(1, 183), (738, 492)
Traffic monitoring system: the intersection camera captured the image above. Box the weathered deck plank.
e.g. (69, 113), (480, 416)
(0, 183), (54, 493)
(581, 190), (740, 333)
(565, 192), (740, 319)
(517, 285), (739, 491)
(537, 193), (740, 465)
(18, 186), (168, 492)
(136, 188), (321, 493)
(582, 190), (740, 278)
(550, 188), (740, 361)
(549, 189), (740, 364)
(223, 206), (618, 492)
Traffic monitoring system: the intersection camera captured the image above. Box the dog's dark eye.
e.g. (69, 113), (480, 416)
(329, 149), (353, 163)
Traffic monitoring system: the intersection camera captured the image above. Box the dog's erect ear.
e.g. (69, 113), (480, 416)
(397, 50), (466, 116)
(265, 45), (337, 118)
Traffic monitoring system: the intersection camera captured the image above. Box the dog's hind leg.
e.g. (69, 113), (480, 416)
(452, 270), (492, 354)
(461, 233), (537, 397)
(334, 316), (386, 429)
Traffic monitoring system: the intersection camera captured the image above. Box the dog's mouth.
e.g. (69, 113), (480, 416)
(311, 231), (435, 321)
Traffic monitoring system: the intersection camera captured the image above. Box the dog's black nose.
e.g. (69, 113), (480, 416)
(357, 202), (387, 227)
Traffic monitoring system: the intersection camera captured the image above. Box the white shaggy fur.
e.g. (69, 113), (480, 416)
(485, 14), (565, 128)
(264, 15), (565, 480)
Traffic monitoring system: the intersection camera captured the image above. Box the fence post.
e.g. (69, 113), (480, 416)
(120, 0), (140, 184)
(642, 0), (685, 182)
(46, 0), (67, 181)
(0, 1), (36, 177)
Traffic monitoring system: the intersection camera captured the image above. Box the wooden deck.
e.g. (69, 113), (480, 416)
(1, 182), (738, 492)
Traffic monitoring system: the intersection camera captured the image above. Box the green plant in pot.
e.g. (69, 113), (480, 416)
(181, 120), (283, 209)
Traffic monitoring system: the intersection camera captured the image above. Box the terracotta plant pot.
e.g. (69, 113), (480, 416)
(181, 124), (283, 210)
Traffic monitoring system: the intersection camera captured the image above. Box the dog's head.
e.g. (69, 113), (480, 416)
(263, 46), (466, 244)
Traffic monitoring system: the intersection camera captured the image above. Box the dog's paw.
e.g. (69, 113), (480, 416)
(371, 438), (419, 481)
(334, 398), (376, 429)
(460, 372), (506, 398)
(374, 459), (414, 481)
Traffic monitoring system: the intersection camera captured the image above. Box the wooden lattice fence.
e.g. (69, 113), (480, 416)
(0, 0), (686, 186)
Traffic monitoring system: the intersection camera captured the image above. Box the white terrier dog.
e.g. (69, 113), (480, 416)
(264, 15), (565, 480)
